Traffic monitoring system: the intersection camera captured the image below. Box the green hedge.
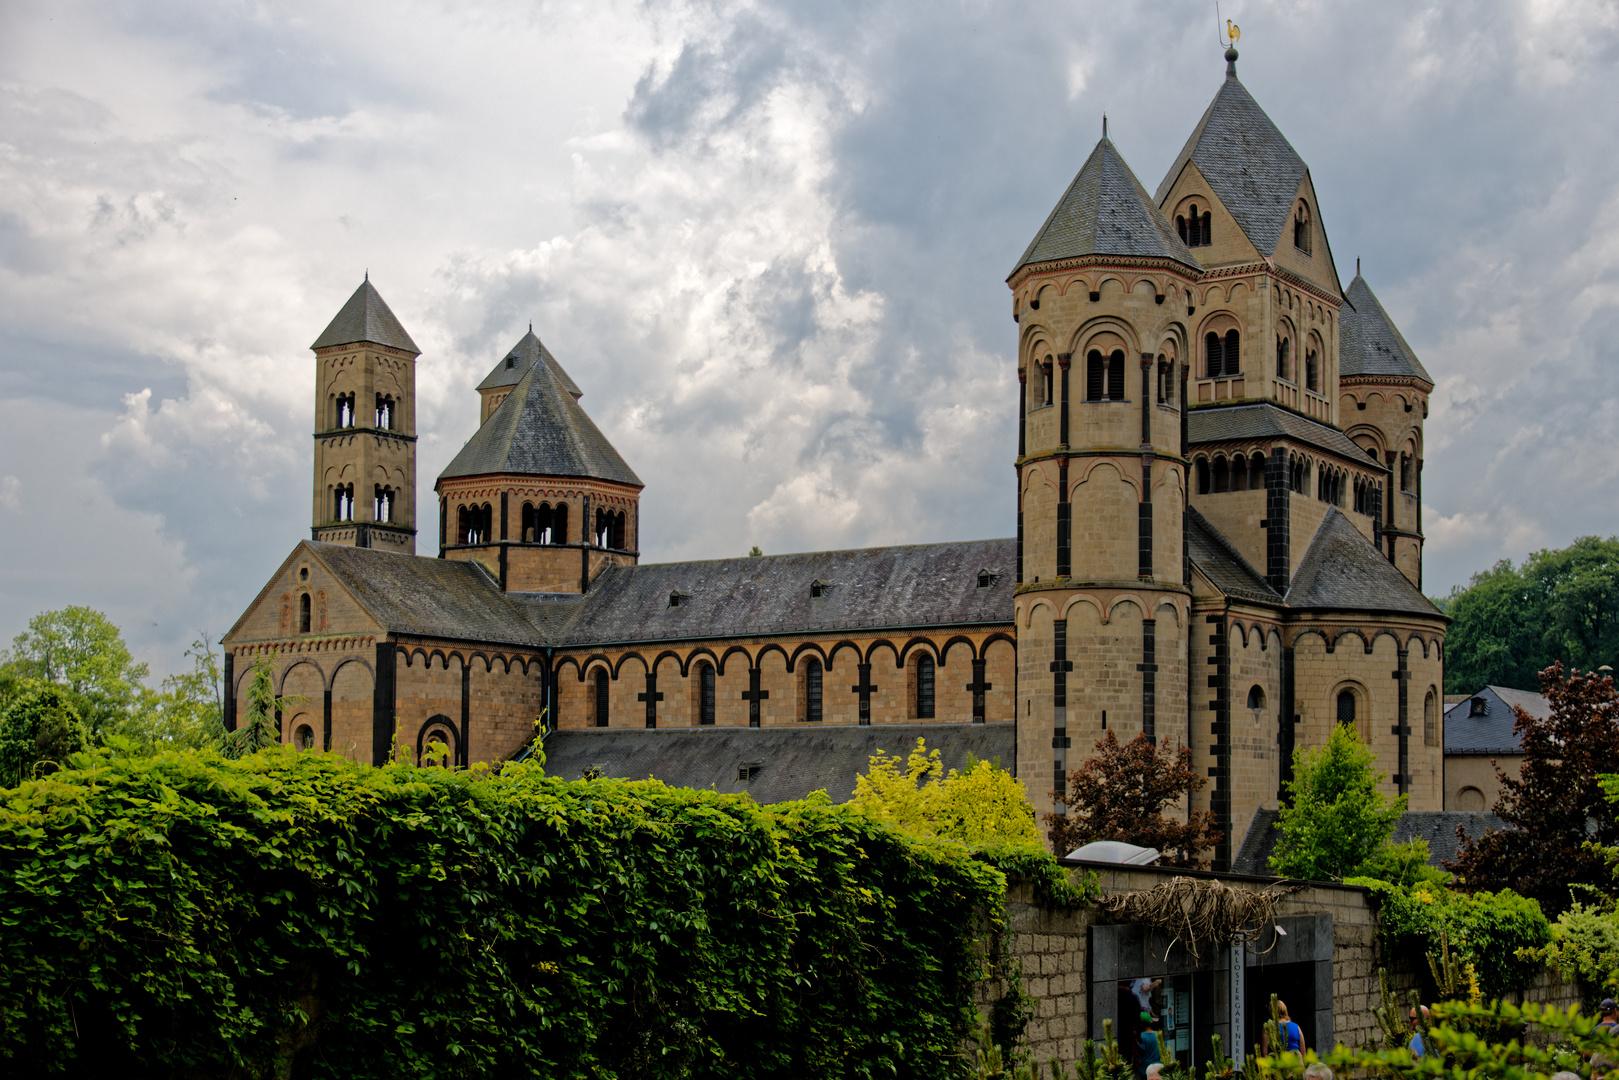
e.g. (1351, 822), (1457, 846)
(0, 747), (1015, 1079)
(1348, 877), (1551, 1000)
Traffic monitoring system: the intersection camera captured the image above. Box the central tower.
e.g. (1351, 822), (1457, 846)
(1009, 135), (1201, 822)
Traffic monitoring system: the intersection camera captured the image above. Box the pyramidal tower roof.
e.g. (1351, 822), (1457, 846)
(440, 336), (641, 486)
(1340, 275), (1432, 385)
(1011, 136), (1200, 279)
(475, 327), (582, 400)
(1154, 59), (1309, 257)
(310, 277), (421, 354)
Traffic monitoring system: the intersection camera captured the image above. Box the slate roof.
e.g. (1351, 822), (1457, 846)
(1231, 807), (1511, 875)
(537, 722), (1017, 804)
(475, 329), (582, 399)
(1186, 508), (1281, 605)
(1188, 403), (1376, 465)
(1444, 685), (1547, 755)
(1340, 276), (1432, 385)
(310, 279), (420, 354)
(1153, 69), (1309, 257)
(1012, 137), (1201, 278)
(439, 339), (641, 486)
(545, 539), (1015, 646)
(311, 543), (548, 645)
(1285, 509), (1444, 617)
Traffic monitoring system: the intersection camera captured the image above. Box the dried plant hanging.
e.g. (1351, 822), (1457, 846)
(1096, 877), (1306, 962)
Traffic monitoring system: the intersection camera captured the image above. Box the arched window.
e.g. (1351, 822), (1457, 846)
(1177, 204), (1212, 247)
(1205, 332), (1222, 378)
(1231, 456), (1248, 492)
(1336, 689), (1357, 726)
(1196, 457), (1211, 495)
(373, 485), (393, 523)
(1087, 349), (1125, 401)
(1205, 330), (1240, 378)
(1457, 786), (1486, 811)
(335, 392), (356, 429)
(1223, 330), (1240, 375)
(299, 593), (311, 633)
(419, 722), (455, 767)
(294, 723), (315, 750)
(1247, 685), (1266, 711)
(334, 484), (354, 523)
(522, 502), (537, 543)
(1251, 453), (1269, 487)
(1042, 358), (1054, 405)
(1276, 335), (1290, 380)
(614, 511), (627, 550)
(1400, 454), (1413, 493)
(374, 394), (394, 429)
(805, 658), (823, 723)
(1213, 456), (1229, 493)
(593, 669), (609, 727)
(1293, 202), (1312, 254)
(1424, 689), (1438, 747)
(1305, 348), (1319, 392)
(698, 662), (716, 726)
(551, 501), (568, 544)
(915, 654), (935, 719)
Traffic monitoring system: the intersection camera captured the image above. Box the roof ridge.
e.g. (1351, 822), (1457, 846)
(603, 536), (1018, 576)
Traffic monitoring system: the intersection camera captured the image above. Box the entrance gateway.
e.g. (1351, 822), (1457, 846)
(1089, 914), (1333, 1071)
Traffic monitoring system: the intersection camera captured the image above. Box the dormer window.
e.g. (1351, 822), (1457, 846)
(1293, 201), (1312, 254)
(1469, 696), (1487, 717)
(505, 355), (516, 369)
(977, 569), (999, 589)
(668, 590), (689, 609)
(810, 579), (829, 599)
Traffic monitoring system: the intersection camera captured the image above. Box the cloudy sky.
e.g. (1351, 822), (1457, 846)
(1, 0), (1616, 677)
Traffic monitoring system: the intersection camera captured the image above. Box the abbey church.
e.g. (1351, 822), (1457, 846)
(224, 49), (1446, 868)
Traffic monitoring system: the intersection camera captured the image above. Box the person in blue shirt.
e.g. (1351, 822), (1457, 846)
(1262, 1000), (1305, 1056)
(1407, 1008), (1427, 1058)
(1136, 1012), (1161, 1079)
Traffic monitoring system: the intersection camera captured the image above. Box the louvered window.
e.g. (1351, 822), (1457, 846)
(805, 659), (823, 723)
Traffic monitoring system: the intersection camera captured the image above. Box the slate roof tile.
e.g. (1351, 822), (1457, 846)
(1013, 138), (1200, 278)
(310, 280), (420, 354)
(1188, 403), (1375, 465)
(1443, 685), (1547, 755)
(1187, 508), (1282, 605)
(475, 328), (582, 398)
(1154, 73), (1308, 257)
(1285, 508), (1443, 617)
(310, 542), (548, 645)
(1340, 276), (1432, 385)
(439, 337), (641, 486)
(537, 722), (1016, 804)
(547, 539), (1015, 647)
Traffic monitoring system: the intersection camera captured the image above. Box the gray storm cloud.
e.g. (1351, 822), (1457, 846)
(0, 0), (1616, 676)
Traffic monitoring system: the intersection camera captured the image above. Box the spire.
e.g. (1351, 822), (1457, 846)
(1340, 275), (1432, 385)
(476, 327), (582, 400)
(311, 278), (420, 354)
(1011, 137), (1199, 279)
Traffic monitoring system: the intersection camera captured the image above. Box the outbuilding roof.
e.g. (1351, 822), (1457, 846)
(1340, 275), (1433, 385)
(1154, 70), (1309, 257)
(547, 538), (1015, 647)
(537, 722), (1016, 803)
(1285, 509), (1443, 617)
(1444, 685), (1547, 755)
(1188, 403), (1376, 466)
(439, 339), (641, 486)
(1231, 807), (1510, 875)
(310, 279), (421, 354)
(1011, 137), (1201, 278)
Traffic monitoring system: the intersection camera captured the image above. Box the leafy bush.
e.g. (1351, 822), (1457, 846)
(1047, 730), (1221, 867)
(1272, 722), (1406, 881)
(853, 739), (1041, 845)
(1352, 837), (1450, 888)
(1526, 896), (1619, 996)
(0, 747), (1012, 1078)
(0, 681), (87, 787)
(1348, 877), (1551, 1000)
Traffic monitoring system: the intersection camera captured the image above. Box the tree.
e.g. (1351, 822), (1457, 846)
(1441, 536), (1619, 693)
(852, 739), (1040, 846)
(117, 636), (224, 754)
(1045, 731), (1221, 867)
(0, 681), (88, 787)
(222, 654), (299, 759)
(2, 607), (149, 736)
(1271, 722), (1406, 881)
(1447, 663), (1619, 915)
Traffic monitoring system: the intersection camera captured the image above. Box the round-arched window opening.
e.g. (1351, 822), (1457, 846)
(1247, 685), (1266, 711)
(1336, 689), (1357, 725)
(299, 567), (309, 581)
(294, 724), (315, 750)
(1456, 786), (1486, 812)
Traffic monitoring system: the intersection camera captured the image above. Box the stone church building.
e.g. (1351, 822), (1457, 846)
(224, 50), (1446, 867)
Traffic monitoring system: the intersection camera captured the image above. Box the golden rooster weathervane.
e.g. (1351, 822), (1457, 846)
(1216, 4), (1240, 74)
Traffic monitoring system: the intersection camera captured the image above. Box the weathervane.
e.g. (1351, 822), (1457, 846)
(1216, 4), (1240, 75)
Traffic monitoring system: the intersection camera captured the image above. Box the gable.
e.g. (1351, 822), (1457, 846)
(224, 542), (388, 646)
(1156, 160), (1261, 268)
(1268, 173), (1344, 299)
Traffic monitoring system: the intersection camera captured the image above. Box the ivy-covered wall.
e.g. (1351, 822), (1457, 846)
(0, 749), (1016, 1079)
